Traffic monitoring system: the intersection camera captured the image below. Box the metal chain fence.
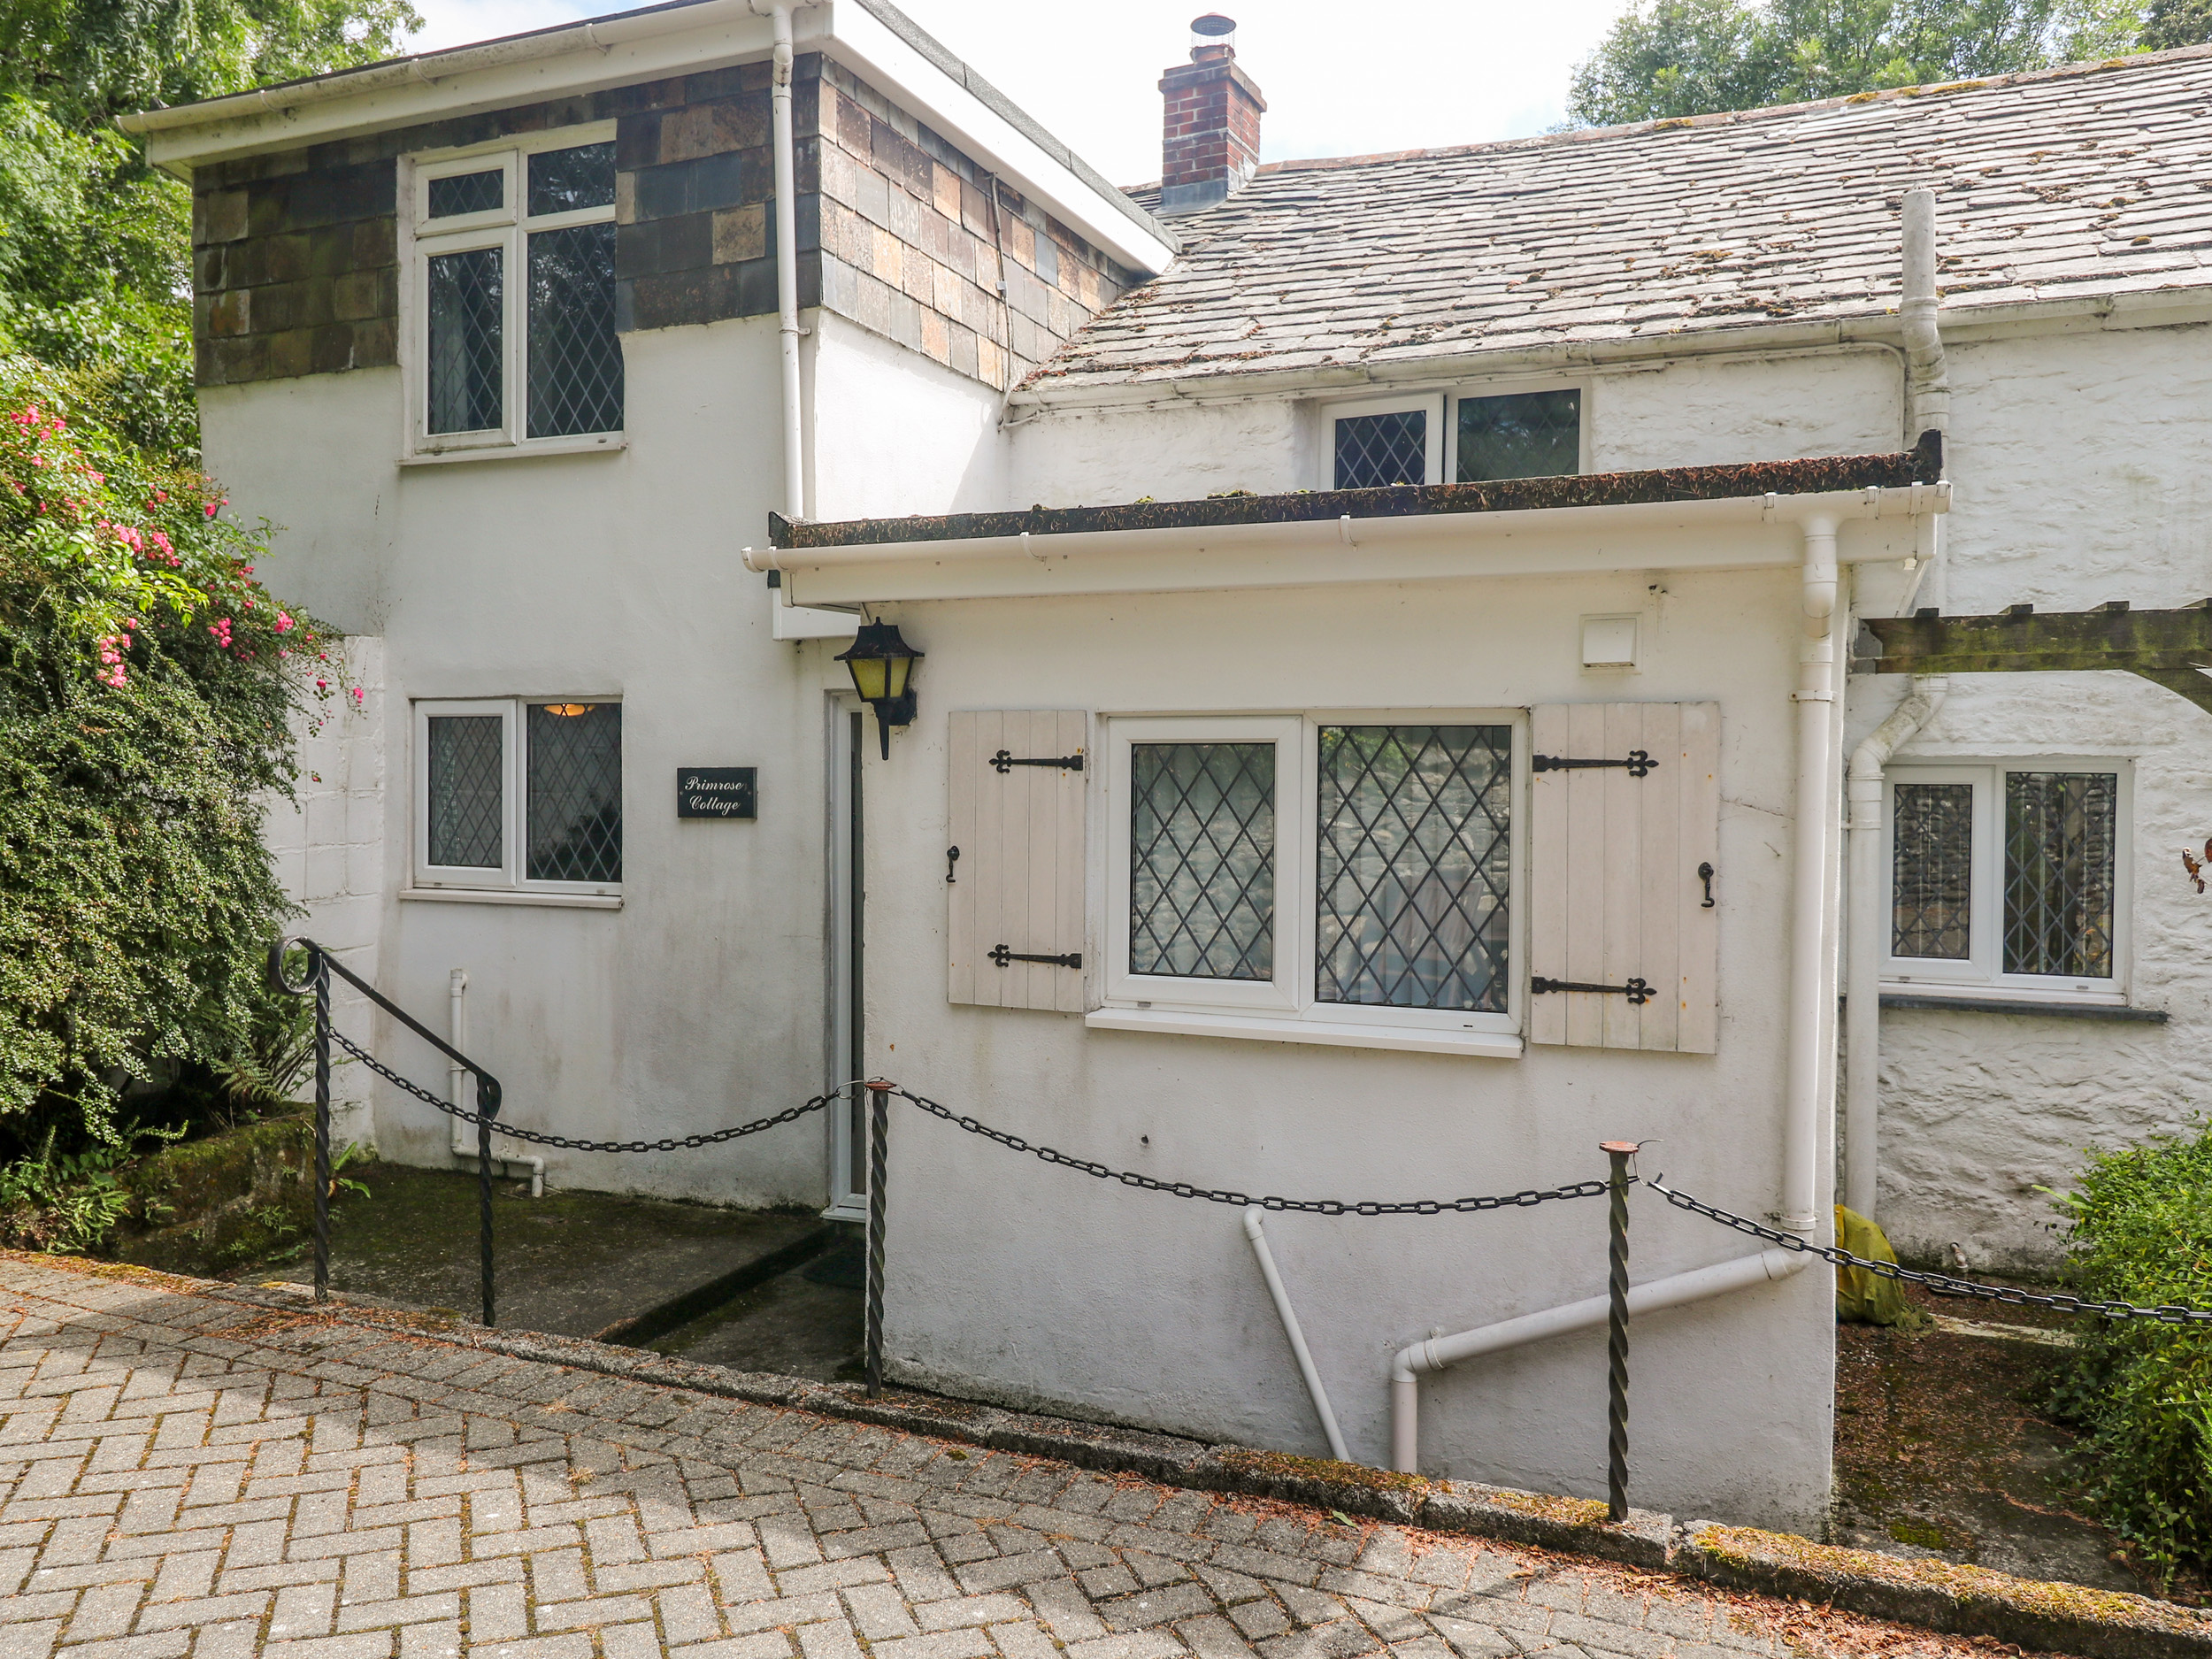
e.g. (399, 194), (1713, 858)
(1648, 1174), (2212, 1325)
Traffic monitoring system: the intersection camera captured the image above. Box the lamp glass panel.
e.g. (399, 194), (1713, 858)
(846, 657), (888, 701)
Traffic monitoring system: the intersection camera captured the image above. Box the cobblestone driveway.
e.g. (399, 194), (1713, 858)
(2, 1257), (1982, 1659)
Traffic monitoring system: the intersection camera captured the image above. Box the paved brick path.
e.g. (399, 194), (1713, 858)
(2, 1256), (1984, 1659)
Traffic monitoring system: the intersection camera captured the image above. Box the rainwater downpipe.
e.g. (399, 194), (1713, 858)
(448, 969), (542, 1197)
(1844, 679), (1947, 1219)
(770, 4), (806, 523)
(1900, 187), (1950, 613)
(1243, 1209), (1349, 1463)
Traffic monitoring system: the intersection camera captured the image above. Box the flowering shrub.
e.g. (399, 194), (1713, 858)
(0, 355), (336, 1137)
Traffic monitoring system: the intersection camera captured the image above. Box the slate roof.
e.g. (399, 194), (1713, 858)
(1025, 46), (2212, 395)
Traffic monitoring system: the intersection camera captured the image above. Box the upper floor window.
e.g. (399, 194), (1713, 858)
(408, 130), (624, 457)
(1886, 762), (2129, 1002)
(1325, 388), (1582, 490)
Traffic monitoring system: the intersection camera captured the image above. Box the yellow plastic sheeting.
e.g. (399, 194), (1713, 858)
(1834, 1205), (1927, 1327)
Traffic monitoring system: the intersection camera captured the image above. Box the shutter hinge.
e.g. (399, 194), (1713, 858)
(990, 944), (1082, 970)
(1531, 749), (1657, 777)
(1532, 975), (1656, 1005)
(991, 749), (1085, 773)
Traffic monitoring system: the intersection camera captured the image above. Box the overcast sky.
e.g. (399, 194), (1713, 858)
(400, 0), (1630, 186)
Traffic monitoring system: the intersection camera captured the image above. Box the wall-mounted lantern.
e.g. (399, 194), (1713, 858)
(837, 621), (923, 757)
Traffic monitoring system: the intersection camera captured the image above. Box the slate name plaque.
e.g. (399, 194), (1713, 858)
(678, 767), (757, 819)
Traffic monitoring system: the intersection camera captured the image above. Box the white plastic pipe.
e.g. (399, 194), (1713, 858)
(771, 4), (805, 525)
(1243, 1209), (1349, 1463)
(1389, 1248), (1807, 1473)
(1901, 189), (1950, 442)
(449, 967), (541, 1196)
(1780, 516), (1839, 1238)
(1844, 677), (1947, 1217)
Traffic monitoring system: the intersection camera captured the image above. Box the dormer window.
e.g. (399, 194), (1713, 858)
(1322, 387), (1583, 490)
(406, 127), (625, 458)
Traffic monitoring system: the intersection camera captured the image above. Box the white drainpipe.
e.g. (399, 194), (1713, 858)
(769, 3), (805, 524)
(1843, 678), (1947, 1217)
(1900, 187), (1950, 613)
(449, 968), (542, 1197)
(1391, 1248), (1805, 1473)
(1243, 1209), (1349, 1462)
(1387, 514), (1853, 1475)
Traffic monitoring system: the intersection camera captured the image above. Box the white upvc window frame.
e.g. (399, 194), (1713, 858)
(1319, 392), (1446, 489)
(399, 122), (623, 462)
(1098, 710), (1525, 1048)
(1882, 757), (2131, 1005)
(1446, 380), (1588, 482)
(411, 696), (624, 899)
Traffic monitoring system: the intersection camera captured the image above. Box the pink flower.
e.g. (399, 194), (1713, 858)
(204, 503), (218, 518)
(274, 611), (294, 634)
(350, 687), (365, 704)
(315, 679), (328, 693)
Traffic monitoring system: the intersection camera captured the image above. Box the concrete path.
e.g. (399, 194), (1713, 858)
(1, 1256), (1993, 1659)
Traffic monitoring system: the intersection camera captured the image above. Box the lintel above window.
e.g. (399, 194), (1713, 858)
(403, 126), (624, 460)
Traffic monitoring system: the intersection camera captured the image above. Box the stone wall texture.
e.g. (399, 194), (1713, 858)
(192, 54), (1137, 391)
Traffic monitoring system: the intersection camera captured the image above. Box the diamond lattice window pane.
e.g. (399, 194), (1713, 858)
(428, 168), (503, 219)
(527, 703), (622, 883)
(426, 247), (503, 434)
(1130, 743), (1275, 979)
(2003, 772), (2116, 978)
(527, 224), (624, 438)
(1892, 781), (1973, 959)
(1334, 411), (1426, 489)
(1457, 388), (1581, 482)
(427, 715), (503, 868)
(1316, 726), (1512, 1011)
(528, 144), (617, 216)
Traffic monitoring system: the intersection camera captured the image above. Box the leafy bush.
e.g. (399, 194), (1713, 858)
(0, 1120), (180, 1252)
(2048, 1123), (2212, 1586)
(0, 354), (338, 1142)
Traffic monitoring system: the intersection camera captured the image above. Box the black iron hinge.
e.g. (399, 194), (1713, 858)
(992, 749), (1085, 773)
(1532, 749), (1657, 777)
(1532, 975), (1655, 1005)
(990, 944), (1083, 969)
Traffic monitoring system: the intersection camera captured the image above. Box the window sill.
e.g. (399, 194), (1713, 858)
(1877, 989), (2164, 1023)
(1085, 1006), (1525, 1058)
(400, 434), (625, 467)
(401, 887), (622, 910)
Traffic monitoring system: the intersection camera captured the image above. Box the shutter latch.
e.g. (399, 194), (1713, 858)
(992, 749), (1085, 773)
(1532, 975), (1655, 1005)
(990, 944), (1082, 970)
(1532, 749), (1657, 777)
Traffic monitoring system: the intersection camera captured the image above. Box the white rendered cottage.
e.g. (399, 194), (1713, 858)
(128, 3), (2212, 1526)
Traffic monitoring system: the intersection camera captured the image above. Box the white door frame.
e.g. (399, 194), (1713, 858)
(824, 693), (868, 1221)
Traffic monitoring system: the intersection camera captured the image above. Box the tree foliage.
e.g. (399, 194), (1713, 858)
(1568, 0), (2154, 126)
(0, 354), (338, 1139)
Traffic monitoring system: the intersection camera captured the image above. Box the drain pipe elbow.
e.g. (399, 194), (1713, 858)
(1901, 188), (1950, 442)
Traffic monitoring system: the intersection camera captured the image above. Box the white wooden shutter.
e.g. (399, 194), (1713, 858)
(947, 710), (1088, 1013)
(1527, 702), (1718, 1053)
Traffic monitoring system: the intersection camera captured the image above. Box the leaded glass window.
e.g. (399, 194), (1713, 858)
(426, 715), (503, 868)
(527, 703), (623, 884)
(1334, 411), (1427, 490)
(426, 248), (503, 434)
(1129, 743), (1275, 979)
(428, 168), (503, 219)
(1892, 781), (1972, 959)
(1456, 389), (1580, 482)
(528, 224), (624, 438)
(1316, 726), (1511, 1010)
(2004, 772), (2116, 979)
(413, 134), (622, 448)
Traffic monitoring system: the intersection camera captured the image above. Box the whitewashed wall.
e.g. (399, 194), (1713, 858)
(1840, 319), (2212, 1272)
(858, 563), (1836, 1531)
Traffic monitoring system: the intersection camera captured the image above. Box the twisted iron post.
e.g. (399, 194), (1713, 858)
(865, 1080), (890, 1398)
(1602, 1141), (1635, 1523)
(312, 954), (331, 1305)
(478, 1076), (496, 1327)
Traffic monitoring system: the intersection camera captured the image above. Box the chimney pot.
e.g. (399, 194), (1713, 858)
(1157, 14), (1264, 216)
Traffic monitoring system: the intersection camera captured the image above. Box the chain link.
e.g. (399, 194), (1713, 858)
(1647, 1175), (2212, 1326)
(326, 1028), (838, 1152)
(889, 1087), (1616, 1215)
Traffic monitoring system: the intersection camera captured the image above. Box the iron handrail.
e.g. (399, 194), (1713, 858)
(268, 937), (504, 1325)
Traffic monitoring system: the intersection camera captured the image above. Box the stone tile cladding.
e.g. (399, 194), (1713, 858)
(192, 55), (1134, 390)
(1041, 45), (2212, 395)
(0, 1252), (1976, 1659)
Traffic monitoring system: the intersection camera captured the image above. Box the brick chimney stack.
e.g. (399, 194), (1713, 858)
(1158, 13), (1265, 216)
